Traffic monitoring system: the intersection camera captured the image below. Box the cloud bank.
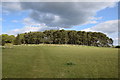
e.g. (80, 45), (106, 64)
(83, 20), (119, 45)
(83, 20), (119, 34)
(3, 2), (117, 28)
(20, 2), (116, 27)
(7, 26), (60, 35)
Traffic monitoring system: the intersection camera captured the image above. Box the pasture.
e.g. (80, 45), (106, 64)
(2, 44), (118, 78)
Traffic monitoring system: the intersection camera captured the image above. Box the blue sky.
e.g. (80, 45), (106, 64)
(1, 2), (119, 45)
(2, 11), (29, 32)
(66, 4), (118, 31)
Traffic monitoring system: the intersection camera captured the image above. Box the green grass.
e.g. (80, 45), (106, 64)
(0, 47), (2, 79)
(2, 44), (118, 78)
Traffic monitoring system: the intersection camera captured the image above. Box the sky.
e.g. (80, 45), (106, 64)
(1, 1), (119, 45)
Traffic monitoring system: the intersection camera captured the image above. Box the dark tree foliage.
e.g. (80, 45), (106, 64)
(115, 46), (120, 48)
(13, 34), (21, 45)
(1, 30), (113, 47)
(0, 34), (15, 46)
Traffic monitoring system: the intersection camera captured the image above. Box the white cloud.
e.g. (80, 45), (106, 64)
(23, 17), (34, 25)
(83, 20), (119, 33)
(3, 2), (22, 11)
(113, 37), (119, 45)
(1, 0), (119, 2)
(2, 2), (117, 27)
(22, 2), (116, 27)
(7, 26), (41, 35)
(80, 17), (103, 25)
(82, 20), (119, 45)
(2, 2), (22, 15)
(84, 20), (98, 25)
(22, 17), (39, 25)
(7, 26), (59, 35)
(88, 17), (103, 20)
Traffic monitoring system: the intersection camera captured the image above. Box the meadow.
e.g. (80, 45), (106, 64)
(2, 44), (118, 78)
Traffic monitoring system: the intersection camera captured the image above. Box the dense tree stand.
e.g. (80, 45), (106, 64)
(0, 30), (113, 47)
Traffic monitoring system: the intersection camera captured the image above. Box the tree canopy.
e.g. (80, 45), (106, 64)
(0, 30), (113, 47)
(0, 34), (15, 46)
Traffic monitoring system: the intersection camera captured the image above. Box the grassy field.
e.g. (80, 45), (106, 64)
(0, 47), (2, 79)
(2, 44), (118, 78)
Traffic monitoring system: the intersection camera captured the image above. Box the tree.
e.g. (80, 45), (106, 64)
(67, 30), (78, 44)
(1, 34), (15, 46)
(14, 34), (21, 45)
(1, 30), (113, 47)
(0, 35), (2, 46)
(60, 30), (69, 44)
(108, 38), (113, 46)
(115, 45), (120, 48)
(44, 30), (55, 44)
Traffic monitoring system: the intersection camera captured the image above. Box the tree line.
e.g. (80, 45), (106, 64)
(0, 30), (113, 47)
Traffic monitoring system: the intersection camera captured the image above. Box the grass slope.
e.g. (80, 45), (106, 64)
(2, 45), (118, 78)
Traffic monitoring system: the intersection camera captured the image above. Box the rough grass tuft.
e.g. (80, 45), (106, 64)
(66, 62), (75, 66)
